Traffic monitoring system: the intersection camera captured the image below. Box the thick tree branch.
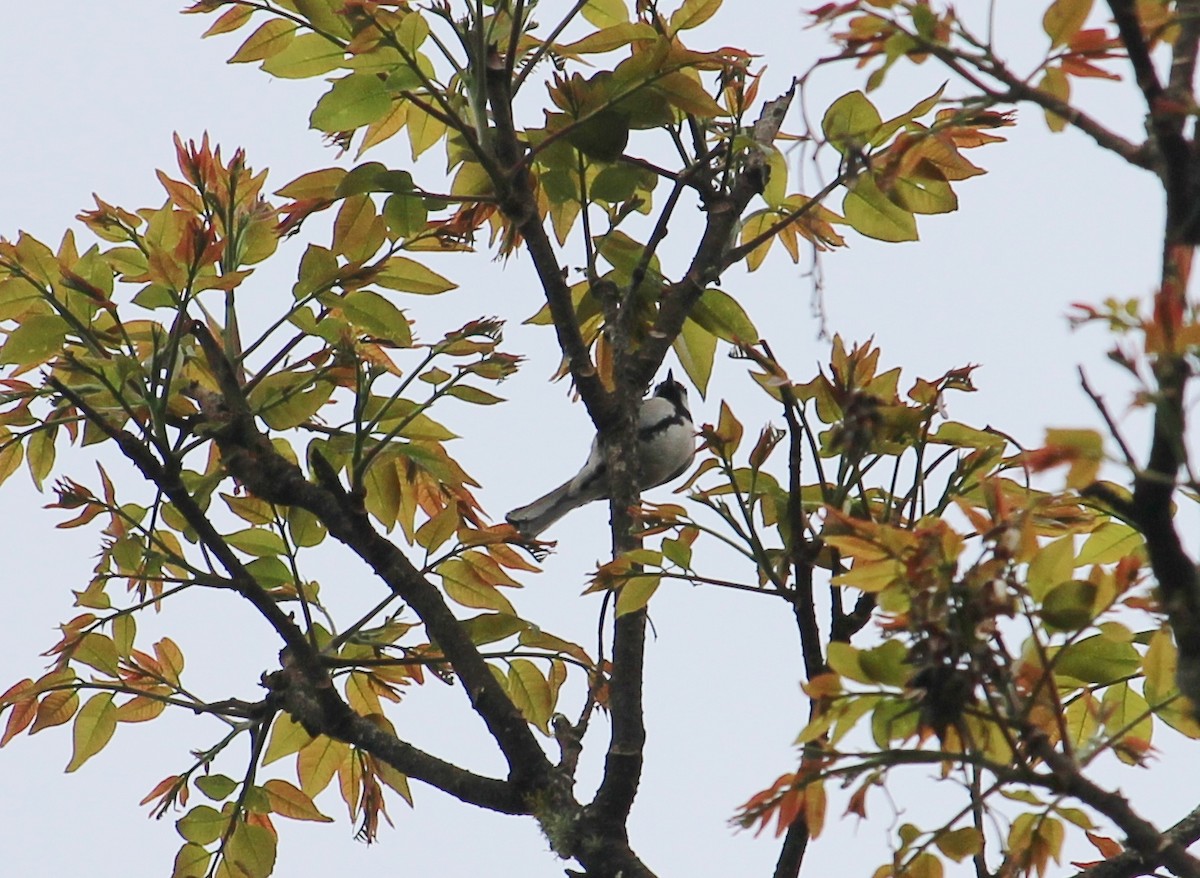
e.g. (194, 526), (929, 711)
(483, 48), (615, 428)
(1108, 0), (1194, 231)
(52, 370), (531, 814)
(187, 321), (556, 795)
(49, 374), (311, 657)
(1029, 734), (1200, 878)
(627, 83), (796, 388)
(1072, 804), (1200, 878)
(267, 663), (526, 813)
(773, 822), (810, 878)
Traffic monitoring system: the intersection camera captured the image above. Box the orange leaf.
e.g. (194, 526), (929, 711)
(0, 695), (36, 746)
(140, 774), (182, 807)
(1085, 831), (1123, 858)
(263, 778), (335, 822)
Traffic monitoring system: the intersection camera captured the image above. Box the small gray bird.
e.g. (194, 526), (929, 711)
(506, 372), (695, 537)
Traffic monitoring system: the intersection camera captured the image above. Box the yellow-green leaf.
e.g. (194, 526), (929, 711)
(176, 805), (227, 845)
(310, 73), (391, 132)
(691, 287), (759, 344)
(1077, 521), (1142, 565)
(583, 0), (630, 27)
(297, 735), (351, 797)
(616, 574), (660, 616)
(225, 822), (277, 878)
(229, 19), (296, 63)
(341, 290), (411, 345)
(1038, 67), (1071, 132)
(440, 559), (517, 614)
(226, 527), (288, 557)
(507, 659), (553, 733)
(843, 175), (917, 242)
(827, 641), (869, 683)
(1026, 534), (1076, 601)
(66, 693), (117, 772)
(376, 256), (457, 294)
(195, 774), (239, 800)
(0, 314), (68, 366)
(172, 842), (212, 878)
(1043, 0), (1093, 48)
(263, 714), (314, 765)
(822, 91), (882, 153)
(673, 318), (716, 397)
(669, 0), (722, 33)
(73, 632), (121, 676)
(937, 827), (983, 862)
(260, 32), (344, 78)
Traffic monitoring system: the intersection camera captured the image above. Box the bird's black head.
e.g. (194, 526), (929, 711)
(653, 369), (691, 417)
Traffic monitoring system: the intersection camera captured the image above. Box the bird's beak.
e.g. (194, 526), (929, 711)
(666, 368), (675, 383)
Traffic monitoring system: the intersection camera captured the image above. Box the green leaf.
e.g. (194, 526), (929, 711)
(930, 421), (1005, 449)
(843, 175), (917, 242)
(508, 659), (553, 733)
(827, 642), (868, 683)
(73, 633), (121, 676)
(461, 613), (528, 645)
(226, 527), (288, 557)
(195, 774), (239, 800)
(341, 290), (412, 345)
(250, 372), (336, 431)
(25, 426), (55, 490)
(112, 614), (136, 657)
(288, 506), (327, 548)
(225, 822), (277, 878)
(172, 843), (211, 878)
(582, 0), (630, 27)
(1026, 534), (1075, 601)
(655, 72), (725, 118)
(0, 314), (67, 366)
(1041, 580), (1098, 631)
(446, 385), (504, 405)
(892, 174), (957, 215)
(1077, 522), (1142, 565)
(395, 9), (430, 52)
(859, 639), (909, 686)
(293, 244), (339, 299)
(669, 0), (722, 33)
(822, 91), (882, 153)
(1101, 681), (1152, 764)
(673, 318), (716, 397)
(310, 73), (391, 132)
(383, 192), (428, 238)
(567, 109), (630, 162)
(337, 162), (415, 196)
(260, 32), (344, 78)
(66, 693), (117, 772)
(229, 19), (296, 64)
(294, 0), (351, 38)
(376, 256), (457, 294)
(691, 287), (759, 344)
(616, 574), (660, 616)
(1054, 634), (1141, 685)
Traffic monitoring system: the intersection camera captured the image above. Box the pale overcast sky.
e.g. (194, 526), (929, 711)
(0, 2), (1180, 877)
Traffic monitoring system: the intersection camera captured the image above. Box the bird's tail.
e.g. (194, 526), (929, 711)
(506, 480), (580, 538)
